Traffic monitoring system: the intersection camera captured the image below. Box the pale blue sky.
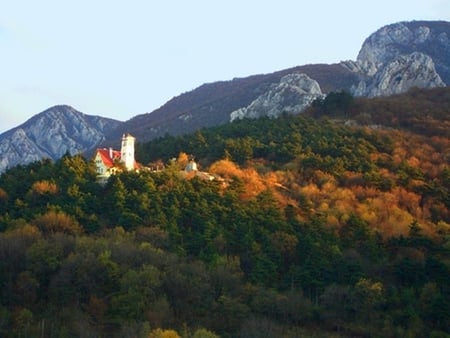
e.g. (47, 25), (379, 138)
(1, 0), (449, 133)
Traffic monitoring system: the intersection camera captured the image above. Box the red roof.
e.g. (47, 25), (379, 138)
(96, 148), (121, 168)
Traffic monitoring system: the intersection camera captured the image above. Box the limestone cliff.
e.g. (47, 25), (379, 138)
(230, 73), (323, 121)
(343, 21), (450, 96)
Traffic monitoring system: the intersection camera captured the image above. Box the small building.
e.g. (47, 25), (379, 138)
(94, 133), (138, 183)
(185, 159), (198, 173)
(183, 157), (215, 181)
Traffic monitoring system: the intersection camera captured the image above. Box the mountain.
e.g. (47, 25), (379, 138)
(344, 20), (449, 96)
(1, 20), (449, 169)
(103, 20), (449, 145)
(355, 20), (450, 84)
(0, 105), (121, 172)
(104, 63), (358, 145)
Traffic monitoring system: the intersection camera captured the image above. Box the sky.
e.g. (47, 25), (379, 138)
(1, 0), (449, 133)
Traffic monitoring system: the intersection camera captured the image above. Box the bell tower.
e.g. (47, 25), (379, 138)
(120, 133), (135, 171)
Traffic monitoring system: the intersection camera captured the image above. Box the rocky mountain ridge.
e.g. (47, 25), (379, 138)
(230, 73), (324, 121)
(343, 20), (449, 97)
(346, 52), (445, 97)
(0, 105), (121, 172)
(104, 63), (358, 145)
(237, 21), (449, 120)
(355, 20), (450, 83)
(0, 20), (449, 171)
(106, 20), (449, 139)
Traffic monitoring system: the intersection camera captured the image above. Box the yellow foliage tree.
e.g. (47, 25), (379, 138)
(33, 210), (83, 235)
(148, 328), (180, 338)
(209, 159), (241, 178)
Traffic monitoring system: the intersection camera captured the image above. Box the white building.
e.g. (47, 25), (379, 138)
(121, 133), (136, 171)
(94, 133), (138, 182)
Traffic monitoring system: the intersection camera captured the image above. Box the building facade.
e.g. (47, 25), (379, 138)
(94, 133), (137, 182)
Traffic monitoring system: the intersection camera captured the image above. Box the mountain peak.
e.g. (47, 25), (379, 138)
(356, 20), (450, 84)
(0, 106), (121, 172)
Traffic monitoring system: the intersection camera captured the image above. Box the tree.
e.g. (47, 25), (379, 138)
(12, 308), (34, 337)
(110, 265), (161, 321)
(148, 328), (180, 338)
(29, 180), (58, 195)
(162, 260), (214, 327)
(338, 213), (383, 262)
(33, 210), (83, 235)
(192, 328), (220, 338)
(14, 271), (39, 306)
(26, 238), (66, 288)
(224, 137), (257, 164)
(419, 282), (450, 332)
(352, 278), (385, 325)
(311, 90), (354, 117)
(319, 284), (352, 332)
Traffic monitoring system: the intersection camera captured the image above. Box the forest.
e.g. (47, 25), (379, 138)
(0, 87), (449, 337)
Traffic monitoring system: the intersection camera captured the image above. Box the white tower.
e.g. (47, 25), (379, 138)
(121, 133), (135, 171)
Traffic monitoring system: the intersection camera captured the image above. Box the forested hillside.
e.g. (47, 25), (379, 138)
(0, 88), (449, 337)
(306, 87), (450, 137)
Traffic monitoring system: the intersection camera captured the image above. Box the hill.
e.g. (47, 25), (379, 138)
(0, 85), (449, 337)
(0, 20), (449, 337)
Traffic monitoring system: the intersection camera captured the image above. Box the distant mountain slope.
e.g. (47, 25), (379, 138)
(104, 20), (450, 145)
(0, 105), (122, 172)
(104, 63), (359, 144)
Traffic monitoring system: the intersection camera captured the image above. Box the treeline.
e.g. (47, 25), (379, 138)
(0, 110), (449, 337)
(306, 87), (450, 137)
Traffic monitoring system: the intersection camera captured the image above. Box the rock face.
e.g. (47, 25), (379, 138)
(0, 105), (121, 172)
(344, 21), (450, 96)
(351, 52), (445, 97)
(230, 73), (323, 121)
